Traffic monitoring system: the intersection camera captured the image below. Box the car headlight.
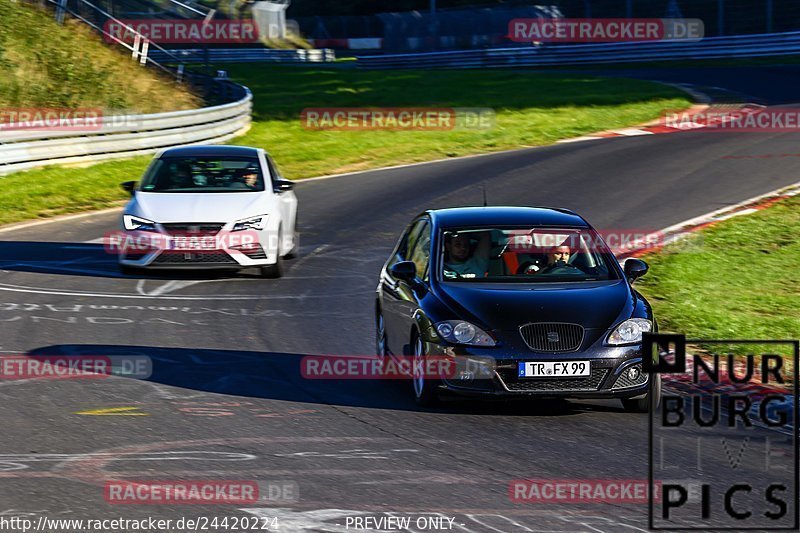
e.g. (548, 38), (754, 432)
(232, 214), (268, 232)
(607, 318), (653, 345)
(123, 214), (157, 232)
(435, 320), (496, 347)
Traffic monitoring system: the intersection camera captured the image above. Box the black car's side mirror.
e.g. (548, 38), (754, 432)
(624, 258), (649, 282)
(389, 260), (417, 283)
(121, 181), (137, 196)
(274, 179), (294, 193)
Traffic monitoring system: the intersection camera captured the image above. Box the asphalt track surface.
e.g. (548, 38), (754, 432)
(0, 67), (798, 532)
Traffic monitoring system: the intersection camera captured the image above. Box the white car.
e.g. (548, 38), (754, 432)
(118, 145), (298, 278)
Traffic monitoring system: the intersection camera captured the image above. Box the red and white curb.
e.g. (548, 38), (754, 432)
(558, 84), (759, 143)
(613, 180), (800, 260)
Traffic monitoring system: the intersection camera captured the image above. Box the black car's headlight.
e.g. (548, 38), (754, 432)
(123, 214), (157, 232)
(435, 320), (496, 347)
(232, 214), (268, 232)
(606, 318), (653, 345)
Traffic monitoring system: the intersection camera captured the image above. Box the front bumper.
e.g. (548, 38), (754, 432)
(116, 228), (278, 269)
(425, 342), (650, 399)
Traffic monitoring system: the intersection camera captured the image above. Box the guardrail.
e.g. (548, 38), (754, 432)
(0, 78), (252, 175)
(357, 31), (800, 69)
(149, 48), (336, 63)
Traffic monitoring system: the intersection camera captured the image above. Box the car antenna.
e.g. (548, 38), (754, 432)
(481, 185), (488, 207)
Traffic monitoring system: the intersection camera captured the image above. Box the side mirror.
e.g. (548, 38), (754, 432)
(624, 258), (649, 282)
(274, 179), (294, 193)
(121, 181), (137, 196)
(389, 260), (417, 283)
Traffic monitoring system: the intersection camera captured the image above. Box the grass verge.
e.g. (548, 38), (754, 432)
(637, 196), (799, 349)
(0, 0), (198, 112)
(0, 66), (690, 226)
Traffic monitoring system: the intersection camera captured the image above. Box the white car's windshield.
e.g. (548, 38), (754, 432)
(441, 227), (619, 282)
(140, 156), (266, 193)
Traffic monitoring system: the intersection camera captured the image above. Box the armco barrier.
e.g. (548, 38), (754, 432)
(149, 48), (336, 63)
(357, 31), (800, 69)
(0, 79), (252, 175)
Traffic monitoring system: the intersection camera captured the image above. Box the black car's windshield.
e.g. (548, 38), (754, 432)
(140, 156), (266, 193)
(441, 227), (618, 282)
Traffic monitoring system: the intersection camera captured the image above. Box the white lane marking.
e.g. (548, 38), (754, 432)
(0, 282), (320, 300)
(0, 207), (122, 234)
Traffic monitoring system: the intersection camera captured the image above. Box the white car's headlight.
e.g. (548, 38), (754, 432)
(607, 318), (653, 345)
(435, 320), (496, 347)
(123, 214), (157, 231)
(232, 214), (268, 232)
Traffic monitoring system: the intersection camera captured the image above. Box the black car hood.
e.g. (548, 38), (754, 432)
(435, 279), (633, 332)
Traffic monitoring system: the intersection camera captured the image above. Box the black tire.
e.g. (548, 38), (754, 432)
(411, 332), (439, 407)
(284, 231), (299, 260)
(119, 264), (144, 276)
(376, 311), (387, 357)
(621, 373), (662, 413)
(260, 227), (284, 278)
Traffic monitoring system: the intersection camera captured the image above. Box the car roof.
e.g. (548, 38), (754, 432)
(158, 145), (261, 158)
(427, 206), (589, 228)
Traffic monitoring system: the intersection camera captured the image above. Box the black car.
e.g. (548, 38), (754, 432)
(375, 206), (661, 411)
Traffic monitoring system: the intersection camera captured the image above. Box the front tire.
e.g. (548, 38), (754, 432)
(621, 374), (661, 413)
(411, 333), (438, 407)
(260, 227), (284, 278)
(376, 311), (387, 357)
(119, 264), (144, 277)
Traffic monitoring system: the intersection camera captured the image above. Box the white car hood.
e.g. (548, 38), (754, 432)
(130, 192), (267, 223)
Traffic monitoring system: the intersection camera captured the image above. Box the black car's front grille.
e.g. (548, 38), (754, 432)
(501, 368), (609, 392)
(153, 252), (237, 264)
(160, 223), (225, 236)
(519, 322), (584, 353)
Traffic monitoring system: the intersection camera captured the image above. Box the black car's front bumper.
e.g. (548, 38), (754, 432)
(424, 341), (649, 399)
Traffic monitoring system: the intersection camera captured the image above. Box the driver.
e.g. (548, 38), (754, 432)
(444, 232), (490, 278)
(547, 244), (571, 266)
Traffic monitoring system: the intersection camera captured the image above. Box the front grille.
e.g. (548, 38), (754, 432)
(519, 322), (584, 352)
(502, 368), (608, 392)
(152, 252), (237, 264)
(160, 223), (225, 236)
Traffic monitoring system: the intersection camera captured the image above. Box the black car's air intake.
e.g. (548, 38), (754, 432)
(519, 322), (585, 352)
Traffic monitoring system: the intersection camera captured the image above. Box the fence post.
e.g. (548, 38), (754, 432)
(139, 38), (149, 65)
(131, 33), (140, 60)
(766, 0), (774, 33)
(55, 0), (68, 24)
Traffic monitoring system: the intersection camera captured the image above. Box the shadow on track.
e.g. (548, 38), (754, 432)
(26, 344), (626, 416)
(0, 241), (279, 280)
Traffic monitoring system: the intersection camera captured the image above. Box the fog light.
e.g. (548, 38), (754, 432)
(627, 366), (641, 381)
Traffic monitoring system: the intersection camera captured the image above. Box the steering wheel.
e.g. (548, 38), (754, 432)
(538, 261), (581, 276)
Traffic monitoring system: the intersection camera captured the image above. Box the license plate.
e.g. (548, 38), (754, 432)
(168, 236), (217, 251)
(518, 361), (590, 378)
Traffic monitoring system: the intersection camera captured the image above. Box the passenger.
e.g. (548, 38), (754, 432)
(443, 232), (490, 278)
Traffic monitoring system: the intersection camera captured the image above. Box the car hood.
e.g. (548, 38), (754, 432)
(128, 192), (267, 223)
(435, 279), (633, 331)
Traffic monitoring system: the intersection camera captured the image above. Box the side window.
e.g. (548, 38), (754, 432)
(407, 221), (431, 281)
(389, 219), (426, 268)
